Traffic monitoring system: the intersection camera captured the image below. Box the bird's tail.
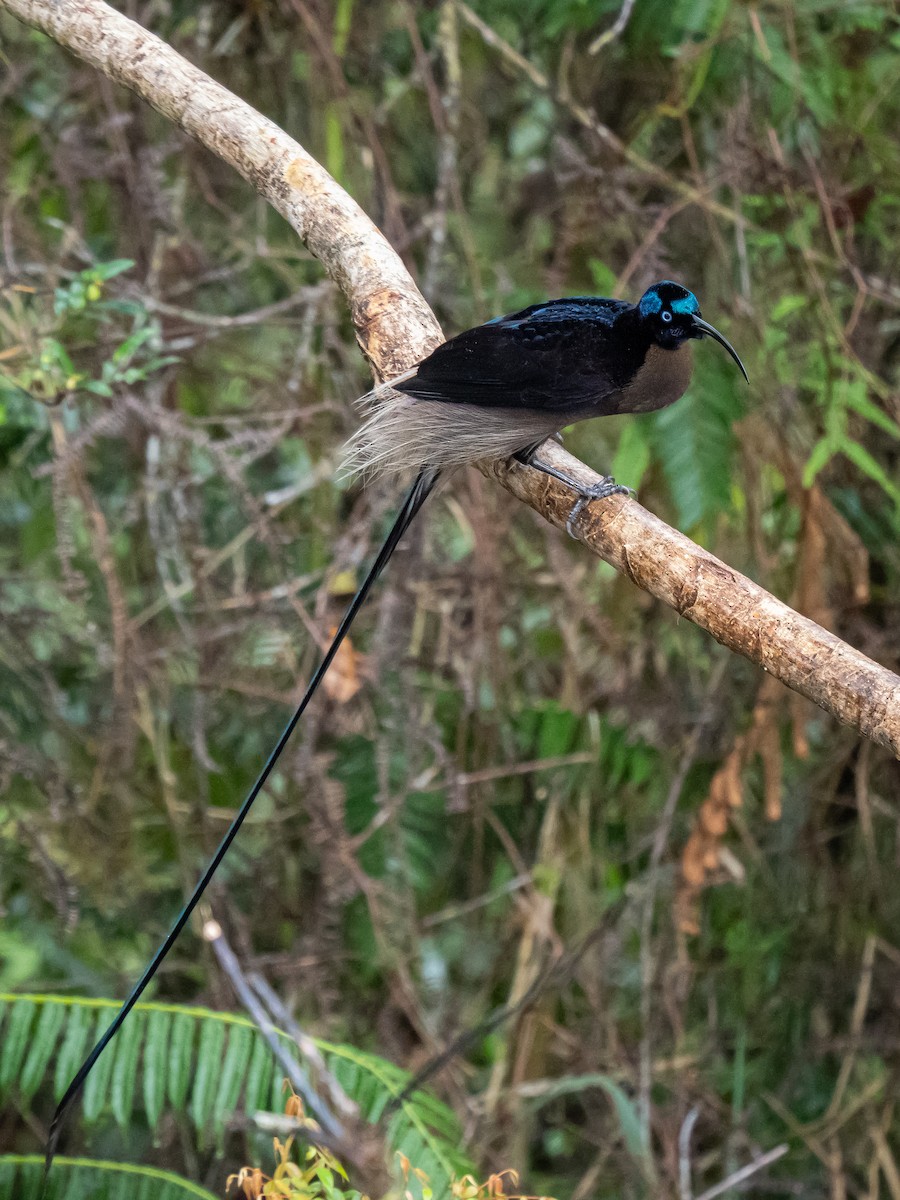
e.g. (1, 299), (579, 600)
(43, 466), (439, 1180)
(339, 372), (422, 481)
(341, 373), (563, 480)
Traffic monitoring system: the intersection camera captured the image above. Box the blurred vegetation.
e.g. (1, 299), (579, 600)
(1, 0), (900, 1196)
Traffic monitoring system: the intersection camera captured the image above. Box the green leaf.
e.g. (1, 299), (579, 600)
(112, 327), (155, 364)
(652, 370), (740, 529)
(81, 1009), (118, 1123)
(84, 380), (114, 397)
(19, 1000), (65, 1098)
(611, 419), (652, 492)
(323, 1041), (471, 1192)
(770, 294), (808, 322)
(92, 259), (135, 282)
(142, 1008), (170, 1130)
(538, 702), (579, 758)
(166, 1011), (195, 1110)
(842, 440), (900, 505)
(527, 1072), (653, 1170)
(53, 1003), (93, 1101)
(0, 993), (475, 1196)
(803, 435), (835, 487)
(0, 998), (36, 1096)
(215, 1023), (253, 1130)
(588, 259), (618, 296)
(188, 1015), (225, 1132)
(110, 1011), (144, 1129)
(43, 339), (76, 377)
(243, 1029), (275, 1114)
(0, 1154), (218, 1200)
(844, 383), (900, 440)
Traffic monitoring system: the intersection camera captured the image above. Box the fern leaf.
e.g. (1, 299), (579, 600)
(0, 996), (36, 1096)
(243, 1024), (275, 1113)
(110, 1012), (144, 1130)
(166, 1010), (195, 1110)
(19, 999), (66, 1099)
(142, 1007), (169, 1128)
(53, 1002), (92, 1101)
(651, 364), (743, 529)
(0, 993), (474, 1197)
(215, 1023), (253, 1132)
(323, 1042), (471, 1188)
(0, 1154), (219, 1200)
(82, 1009), (117, 1123)
(188, 1015), (225, 1134)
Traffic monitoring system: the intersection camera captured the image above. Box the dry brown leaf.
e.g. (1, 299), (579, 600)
(321, 625), (363, 703)
(676, 675), (785, 933)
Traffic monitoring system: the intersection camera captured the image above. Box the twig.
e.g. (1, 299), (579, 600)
(693, 1143), (789, 1200)
(202, 918), (345, 1142)
(204, 924), (399, 1197)
(824, 934), (877, 1122)
(386, 926), (606, 1113)
(130, 458), (335, 629)
(0, 0), (442, 381)
(455, 751), (596, 787)
(678, 1106), (701, 1200)
(871, 1121), (900, 1200)
(247, 973), (358, 1121)
(588, 0), (638, 54)
(420, 873), (532, 928)
(142, 285), (331, 330)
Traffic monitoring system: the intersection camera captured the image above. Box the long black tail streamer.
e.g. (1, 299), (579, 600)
(44, 467), (439, 1179)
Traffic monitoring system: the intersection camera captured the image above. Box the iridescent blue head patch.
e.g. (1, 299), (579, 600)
(639, 281), (699, 318)
(671, 293), (699, 314)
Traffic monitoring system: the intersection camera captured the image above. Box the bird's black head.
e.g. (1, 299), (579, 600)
(638, 281), (748, 381)
(638, 281), (701, 346)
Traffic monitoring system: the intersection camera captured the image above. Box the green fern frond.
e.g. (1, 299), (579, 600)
(322, 1041), (472, 1187)
(652, 363), (744, 530)
(0, 1154), (219, 1200)
(0, 993), (472, 1194)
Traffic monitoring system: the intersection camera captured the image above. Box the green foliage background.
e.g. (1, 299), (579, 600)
(1, 0), (899, 1196)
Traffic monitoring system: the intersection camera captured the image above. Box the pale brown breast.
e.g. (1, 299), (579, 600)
(615, 343), (694, 414)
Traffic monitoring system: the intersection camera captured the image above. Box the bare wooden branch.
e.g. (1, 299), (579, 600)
(3, 0), (898, 758)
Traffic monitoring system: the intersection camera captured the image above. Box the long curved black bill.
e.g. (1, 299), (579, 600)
(693, 316), (749, 383)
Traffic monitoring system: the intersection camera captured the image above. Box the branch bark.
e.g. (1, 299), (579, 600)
(4, 0), (899, 758)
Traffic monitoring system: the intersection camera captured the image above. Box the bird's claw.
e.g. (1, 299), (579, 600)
(566, 478), (631, 538)
(514, 450), (631, 535)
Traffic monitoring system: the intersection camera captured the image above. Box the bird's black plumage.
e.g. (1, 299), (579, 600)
(347, 281), (747, 477)
(394, 297), (637, 413)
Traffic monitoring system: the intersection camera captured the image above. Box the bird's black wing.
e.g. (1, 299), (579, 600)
(395, 297), (631, 412)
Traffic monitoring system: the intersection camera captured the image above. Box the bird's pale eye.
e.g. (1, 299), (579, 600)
(661, 310), (673, 324)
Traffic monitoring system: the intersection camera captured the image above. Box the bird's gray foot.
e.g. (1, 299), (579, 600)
(515, 447), (631, 537)
(564, 479), (632, 536)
